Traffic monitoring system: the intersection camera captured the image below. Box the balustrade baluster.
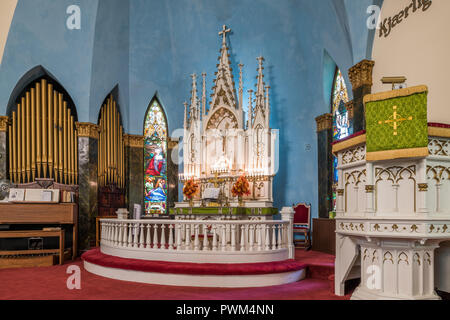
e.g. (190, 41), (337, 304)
(118, 223), (124, 247)
(133, 223), (139, 248)
(265, 224), (270, 251)
(168, 224), (174, 250)
(202, 224), (209, 251)
(102, 222), (107, 243)
(128, 223), (133, 248)
(257, 225), (263, 251)
(221, 224), (227, 251)
(212, 225), (218, 251)
(194, 224), (200, 251)
(160, 224), (166, 249)
(139, 224), (145, 248)
(240, 225), (245, 251)
(153, 224), (158, 249)
(249, 225), (255, 251)
(272, 225), (277, 250)
(277, 224), (282, 249)
(146, 224), (151, 248)
(176, 224), (182, 250)
(231, 224), (236, 251)
(122, 223), (128, 247)
(114, 223), (119, 246)
(185, 224), (191, 250)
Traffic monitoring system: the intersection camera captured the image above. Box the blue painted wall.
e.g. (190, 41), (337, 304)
(0, 0), (99, 121)
(0, 0), (378, 217)
(89, 0), (129, 126)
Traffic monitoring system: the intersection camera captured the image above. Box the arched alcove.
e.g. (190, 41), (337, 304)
(7, 65), (78, 121)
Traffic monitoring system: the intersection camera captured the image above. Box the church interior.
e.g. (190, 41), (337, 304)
(0, 0), (449, 301)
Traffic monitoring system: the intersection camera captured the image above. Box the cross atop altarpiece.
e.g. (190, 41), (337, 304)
(219, 25), (231, 45)
(378, 105), (413, 136)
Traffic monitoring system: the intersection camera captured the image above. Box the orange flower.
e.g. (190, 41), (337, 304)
(183, 178), (199, 199)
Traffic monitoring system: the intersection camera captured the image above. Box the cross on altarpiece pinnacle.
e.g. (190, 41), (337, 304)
(219, 25), (231, 45)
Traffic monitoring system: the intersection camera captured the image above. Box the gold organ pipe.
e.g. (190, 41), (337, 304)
(74, 127), (78, 185)
(8, 122), (12, 183)
(103, 105), (107, 186)
(67, 111), (71, 184)
(107, 98), (112, 184)
(70, 115), (75, 185)
(98, 107), (102, 187)
(53, 91), (59, 182)
(101, 106), (105, 187)
(21, 97), (25, 183)
(58, 93), (63, 183)
(63, 101), (68, 184)
(36, 82), (41, 179)
(41, 79), (47, 178)
(48, 84), (54, 179)
(120, 126), (124, 188)
(112, 100), (117, 185)
(26, 91), (31, 182)
(12, 111), (17, 183)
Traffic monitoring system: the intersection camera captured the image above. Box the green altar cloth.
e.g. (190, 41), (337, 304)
(364, 85), (429, 161)
(169, 207), (278, 216)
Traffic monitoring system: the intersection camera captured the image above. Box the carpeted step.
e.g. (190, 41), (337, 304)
(306, 264), (334, 280)
(82, 248), (307, 276)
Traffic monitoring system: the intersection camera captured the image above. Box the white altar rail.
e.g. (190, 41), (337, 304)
(100, 218), (294, 264)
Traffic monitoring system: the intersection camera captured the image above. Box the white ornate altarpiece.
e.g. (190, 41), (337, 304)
(333, 86), (450, 300)
(172, 26), (277, 218)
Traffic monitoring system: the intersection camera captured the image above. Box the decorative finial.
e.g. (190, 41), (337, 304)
(257, 56), (265, 68)
(219, 25), (231, 46)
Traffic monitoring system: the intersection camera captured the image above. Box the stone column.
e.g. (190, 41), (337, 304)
(315, 113), (333, 218)
(124, 134), (144, 214)
(348, 60), (375, 133)
(76, 122), (99, 251)
(167, 138), (179, 209)
(0, 116), (8, 181)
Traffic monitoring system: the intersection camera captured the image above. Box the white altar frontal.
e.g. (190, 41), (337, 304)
(175, 25), (277, 212)
(333, 86), (450, 300)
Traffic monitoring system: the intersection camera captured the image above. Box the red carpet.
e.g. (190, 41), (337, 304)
(82, 248), (307, 275)
(0, 249), (350, 300)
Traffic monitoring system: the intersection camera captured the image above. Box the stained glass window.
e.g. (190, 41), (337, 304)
(331, 68), (351, 211)
(144, 99), (168, 216)
(332, 69), (350, 141)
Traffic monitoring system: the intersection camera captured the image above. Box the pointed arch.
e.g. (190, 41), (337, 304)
(7, 66), (78, 184)
(143, 95), (168, 215)
(7, 65), (77, 120)
(331, 67), (351, 211)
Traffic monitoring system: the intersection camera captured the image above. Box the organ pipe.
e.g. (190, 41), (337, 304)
(8, 79), (78, 185)
(98, 94), (125, 188)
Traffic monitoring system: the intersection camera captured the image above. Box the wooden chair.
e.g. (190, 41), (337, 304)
(293, 203), (311, 250)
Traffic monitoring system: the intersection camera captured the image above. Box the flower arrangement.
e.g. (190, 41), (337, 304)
(183, 178), (199, 200)
(231, 175), (251, 198)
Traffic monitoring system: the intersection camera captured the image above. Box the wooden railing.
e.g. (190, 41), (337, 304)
(100, 208), (295, 263)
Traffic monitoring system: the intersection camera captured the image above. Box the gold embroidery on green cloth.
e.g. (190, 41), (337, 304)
(365, 86), (428, 159)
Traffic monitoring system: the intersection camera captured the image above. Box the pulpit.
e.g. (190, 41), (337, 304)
(333, 86), (450, 300)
